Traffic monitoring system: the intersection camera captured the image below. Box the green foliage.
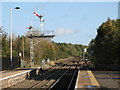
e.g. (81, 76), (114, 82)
(88, 18), (119, 65)
(2, 35), (10, 57)
(2, 34), (84, 66)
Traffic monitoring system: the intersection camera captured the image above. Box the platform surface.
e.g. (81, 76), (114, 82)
(0, 68), (38, 80)
(75, 69), (100, 89)
(92, 70), (120, 89)
(75, 69), (120, 89)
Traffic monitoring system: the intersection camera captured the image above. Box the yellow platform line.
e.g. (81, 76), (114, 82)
(87, 70), (101, 88)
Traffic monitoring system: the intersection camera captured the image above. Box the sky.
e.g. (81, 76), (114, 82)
(1, 2), (118, 45)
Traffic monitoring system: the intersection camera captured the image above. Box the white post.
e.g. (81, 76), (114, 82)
(42, 23), (43, 34)
(30, 19), (32, 27)
(83, 48), (87, 61)
(22, 37), (24, 59)
(47, 58), (50, 64)
(40, 18), (44, 34)
(10, 8), (12, 69)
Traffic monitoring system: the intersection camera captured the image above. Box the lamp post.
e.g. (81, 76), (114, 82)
(10, 7), (20, 69)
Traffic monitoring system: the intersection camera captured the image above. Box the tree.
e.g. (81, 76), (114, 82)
(89, 18), (119, 65)
(2, 35), (9, 57)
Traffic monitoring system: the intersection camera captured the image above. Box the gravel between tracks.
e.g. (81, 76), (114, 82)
(5, 58), (80, 89)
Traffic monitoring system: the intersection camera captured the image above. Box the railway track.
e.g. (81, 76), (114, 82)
(29, 60), (79, 89)
(29, 66), (72, 89)
(48, 66), (78, 90)
(7, 58), (80, 89)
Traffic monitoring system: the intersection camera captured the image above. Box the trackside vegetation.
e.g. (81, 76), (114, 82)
(1, 35), (85, 66)
(88, 18), (120, 67)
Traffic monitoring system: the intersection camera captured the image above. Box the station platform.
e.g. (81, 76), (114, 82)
(75, 69), (119, 89)
(0, 67), (40, 89)
(0, 69), (30, 79)
(92, 70), (119, 89)
(75, 69), (100, 89)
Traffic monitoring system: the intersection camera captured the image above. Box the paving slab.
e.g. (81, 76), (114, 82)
(75, 69), (100, 89)
(92, 70), (120, 89)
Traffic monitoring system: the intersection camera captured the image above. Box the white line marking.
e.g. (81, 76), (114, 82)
(0, 70), (31, 81)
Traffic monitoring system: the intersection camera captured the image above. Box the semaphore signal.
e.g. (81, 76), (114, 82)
(33, 12), (43, 22)
(26, 12), (55, 67)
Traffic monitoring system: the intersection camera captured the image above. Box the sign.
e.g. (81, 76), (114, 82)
(19, 53), (22, 56)
(84, 48), (87, 52)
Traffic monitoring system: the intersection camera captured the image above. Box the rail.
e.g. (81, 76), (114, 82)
(48, 66), (78, 90)
(28, 59), (75, 89)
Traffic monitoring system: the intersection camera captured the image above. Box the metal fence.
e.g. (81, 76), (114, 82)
(0, 57), (20, 71)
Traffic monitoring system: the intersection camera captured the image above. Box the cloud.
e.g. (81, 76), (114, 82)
(55, 28), (77, 37)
